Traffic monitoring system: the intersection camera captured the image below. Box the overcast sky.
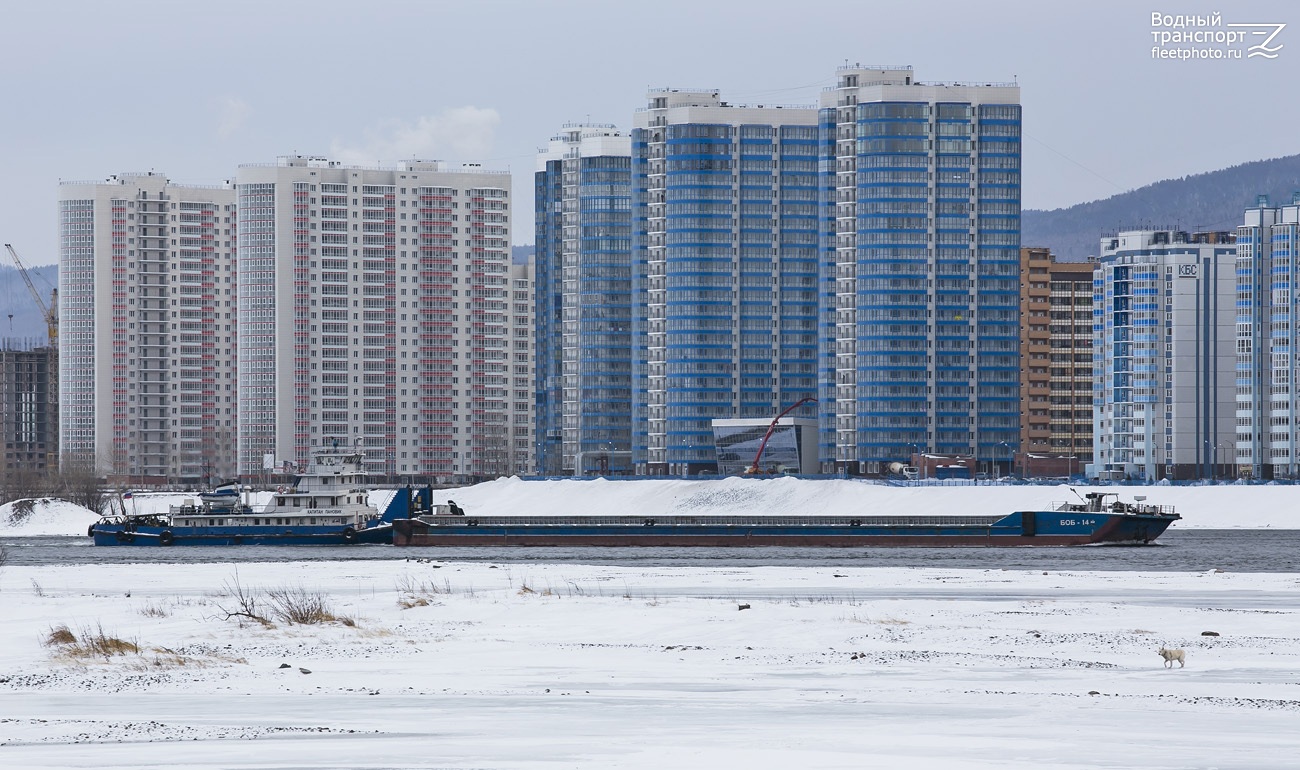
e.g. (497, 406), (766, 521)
(2, 0), (1296, 265)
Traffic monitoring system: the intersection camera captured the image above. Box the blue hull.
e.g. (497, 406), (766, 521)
(88, 484), (444, 547)
(393, 509), (1179, 547)
(90, 522), (393, 546)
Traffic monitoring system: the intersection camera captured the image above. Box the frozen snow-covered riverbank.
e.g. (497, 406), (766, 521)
(2, 560), (1298, 768)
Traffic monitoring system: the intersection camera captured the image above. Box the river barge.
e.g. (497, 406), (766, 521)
(391, 492), (1179, 547)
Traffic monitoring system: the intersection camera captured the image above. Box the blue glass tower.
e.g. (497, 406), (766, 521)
(534, 125), (633, 476)
(818, 67), (1022, 474)
(535, 157), (564, 474)
(1237, 194), (1300, 480)
(631, 90), (819, 475)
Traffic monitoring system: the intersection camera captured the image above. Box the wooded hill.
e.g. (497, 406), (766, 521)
(1024, 153), (1300, 260)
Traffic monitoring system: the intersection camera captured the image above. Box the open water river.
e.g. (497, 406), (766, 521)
(2, 529), (1297, 572)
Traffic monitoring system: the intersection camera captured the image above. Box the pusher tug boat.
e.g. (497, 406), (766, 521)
(89, 445), (433, 546)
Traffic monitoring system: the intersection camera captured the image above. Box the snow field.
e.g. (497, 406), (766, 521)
(1, 560), (1299, 768)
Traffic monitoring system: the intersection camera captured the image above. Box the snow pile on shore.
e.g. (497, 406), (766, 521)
(0, 498), (98, 537)
(0, 560), (1296, 768)
(440, 477), (1300, 529)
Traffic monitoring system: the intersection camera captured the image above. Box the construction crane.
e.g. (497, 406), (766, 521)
(4, 243), (57, 348)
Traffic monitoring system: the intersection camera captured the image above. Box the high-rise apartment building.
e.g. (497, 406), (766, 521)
(58, 173), (238, 483)
(535, 124), (633, 476)
(1093, 230), (1236, 480)
(1019, 247), (1093, 472)
(818, 66), (1021, 473)
(0, 343), (58, 477)
(506, 260), (537, 476)
(631, 90), (820, 475)
(1236, 193), (1300, 479)
(235, 156), (524, 483)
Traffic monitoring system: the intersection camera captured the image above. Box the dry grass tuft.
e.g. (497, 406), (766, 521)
(135, 652), (205, 670)
(45, 623), (140, 659)
(138, 602), (170, 618)
(265, 585), (354, 626)
(114, 645), (249, 671)
(395, 574), (451, 609)
(217, 573), (353, 627)
(45, 625), (76, 646)
(266, 585), (337, 625)
(517, 581), (555, 597)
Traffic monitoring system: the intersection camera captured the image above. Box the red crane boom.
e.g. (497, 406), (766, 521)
(744, 397), (816, 474)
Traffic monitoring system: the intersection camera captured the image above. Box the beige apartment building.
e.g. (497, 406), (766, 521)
(1019, 247), (1093, 476)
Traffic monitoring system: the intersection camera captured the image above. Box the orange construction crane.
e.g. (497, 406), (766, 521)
(4, 243), (57, 348)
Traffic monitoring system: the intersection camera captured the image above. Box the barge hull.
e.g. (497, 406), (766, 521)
(395, 532), (1103, 547)
(392, 510), (1176, 548)
(89, 524), (393, 547)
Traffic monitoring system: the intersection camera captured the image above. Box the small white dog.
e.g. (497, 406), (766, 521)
(1158, 647), (1186, 668)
